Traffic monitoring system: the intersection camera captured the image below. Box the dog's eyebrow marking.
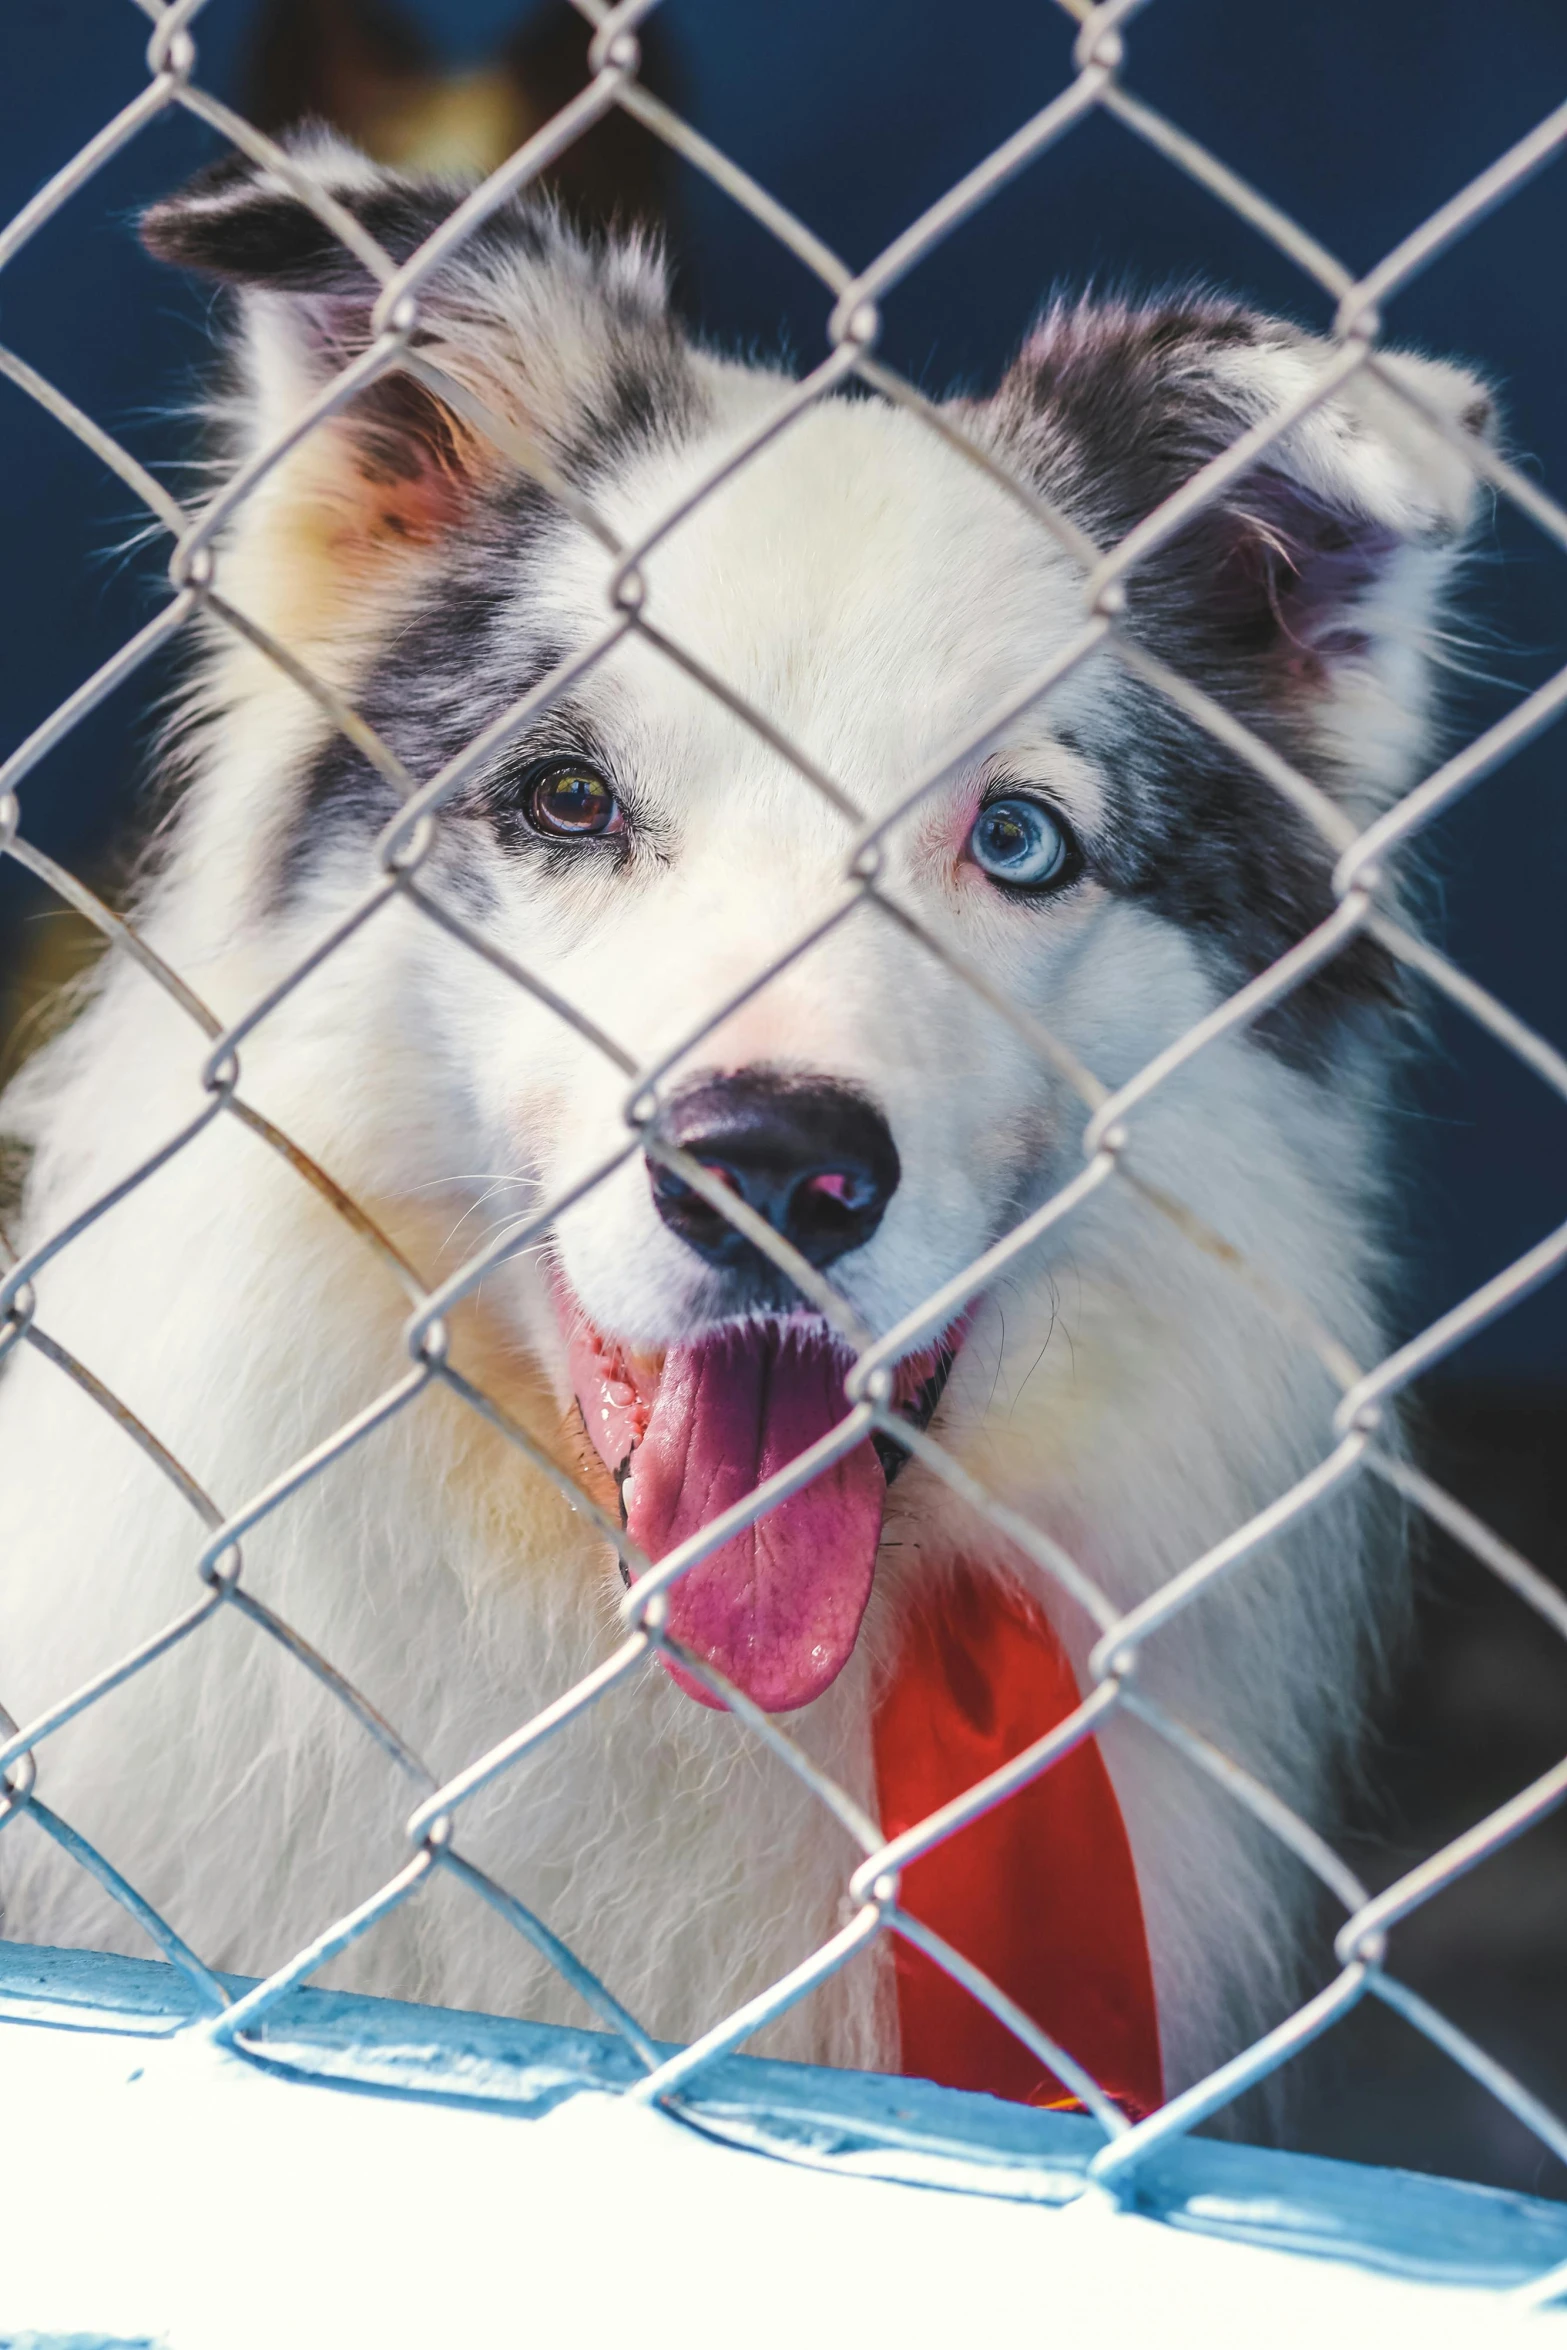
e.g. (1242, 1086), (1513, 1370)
(277, 532), (567, 901)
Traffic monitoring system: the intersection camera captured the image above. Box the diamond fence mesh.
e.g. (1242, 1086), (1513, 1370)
(1, 0), (1566, 2293)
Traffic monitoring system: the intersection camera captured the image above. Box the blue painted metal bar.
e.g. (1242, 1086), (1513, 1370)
(3, 1940), (1564, 2296)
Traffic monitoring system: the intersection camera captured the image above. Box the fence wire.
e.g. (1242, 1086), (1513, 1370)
(1, 0), (1566, 2281)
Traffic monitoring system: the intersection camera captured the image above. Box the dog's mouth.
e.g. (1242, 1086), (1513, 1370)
(560, 1294), (960, 1714)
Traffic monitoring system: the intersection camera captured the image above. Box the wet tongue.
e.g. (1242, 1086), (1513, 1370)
(626, 1324), (884, 1713)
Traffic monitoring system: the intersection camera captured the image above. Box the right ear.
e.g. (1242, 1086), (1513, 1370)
(142, 132), (695, 557)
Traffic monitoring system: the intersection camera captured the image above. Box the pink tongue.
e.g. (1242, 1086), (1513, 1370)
(622, 1325), (883, 1713)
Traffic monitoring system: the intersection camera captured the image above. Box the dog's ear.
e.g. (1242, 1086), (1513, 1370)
(982, 296), (1495, 804)
(142, 134), (690, 552)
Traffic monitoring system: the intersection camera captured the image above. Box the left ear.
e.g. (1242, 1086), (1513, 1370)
(142, 132), (694, 559)
(980, 295), (1495, 806)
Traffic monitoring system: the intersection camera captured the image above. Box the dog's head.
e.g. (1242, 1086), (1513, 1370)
(144, 140), (1490, 1712)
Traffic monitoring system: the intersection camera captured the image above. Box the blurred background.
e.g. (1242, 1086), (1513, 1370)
(2, 0), (1564, 2197)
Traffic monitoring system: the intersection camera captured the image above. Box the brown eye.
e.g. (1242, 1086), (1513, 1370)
(525, 760), (623, 839)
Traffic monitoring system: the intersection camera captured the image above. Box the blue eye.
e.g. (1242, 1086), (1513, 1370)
(968, 796), (1079, 892)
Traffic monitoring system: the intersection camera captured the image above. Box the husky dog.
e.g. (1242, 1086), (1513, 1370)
(0, 138), (1489, 2097)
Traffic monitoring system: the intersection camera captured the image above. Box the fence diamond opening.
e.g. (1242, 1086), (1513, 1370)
(2, 0), (1567, 2298)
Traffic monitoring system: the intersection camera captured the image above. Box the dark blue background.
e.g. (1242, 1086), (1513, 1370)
(4, 0), (1564, 1374)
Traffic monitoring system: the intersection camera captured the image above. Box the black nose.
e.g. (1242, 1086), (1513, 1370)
(649, 1073), (900, 1271)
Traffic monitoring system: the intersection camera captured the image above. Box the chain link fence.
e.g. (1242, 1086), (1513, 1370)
(1, 0), (1565, 2299)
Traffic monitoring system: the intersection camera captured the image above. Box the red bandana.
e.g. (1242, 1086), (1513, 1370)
(873, 1571), (1162, 2117)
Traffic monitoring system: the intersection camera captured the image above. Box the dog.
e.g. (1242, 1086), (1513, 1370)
(0, 135), (1490, 2106)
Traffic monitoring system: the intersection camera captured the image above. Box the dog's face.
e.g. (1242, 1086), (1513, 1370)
(145, 141), (1487, 1712)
